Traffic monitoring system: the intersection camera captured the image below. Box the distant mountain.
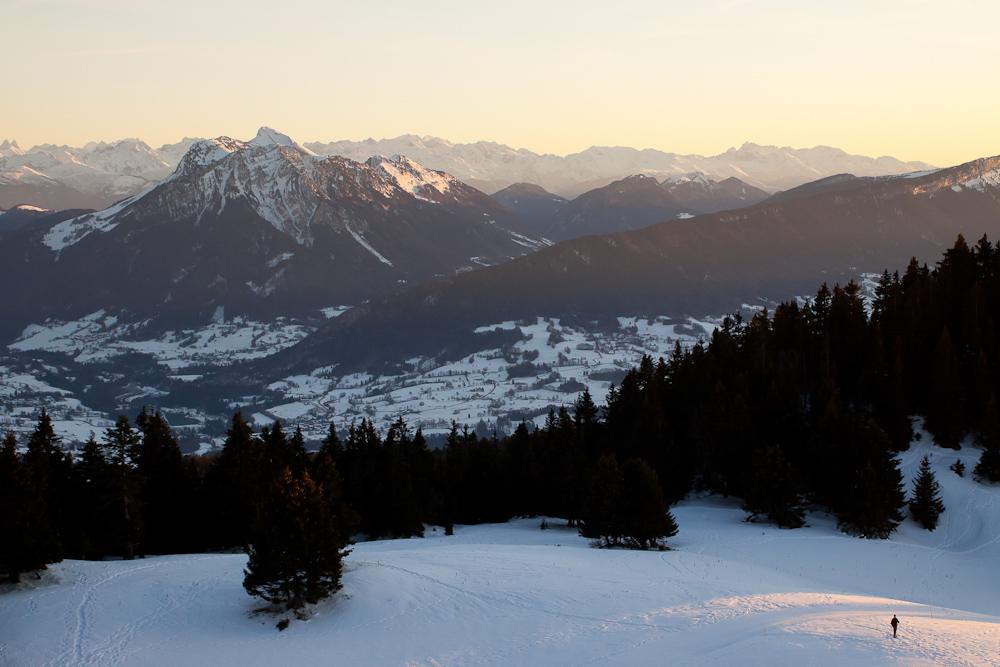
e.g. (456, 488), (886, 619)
(3, 133), (935, 209)
(661, 173), (770, 214)
(490, 183), (567, 227)
(539, 175), (689, 242)
(244, 155), (1000, 379)
(0, 204), (51, 235)
(0, 137), (175, 210)
(0, 128), (546, 340)
(0, 205), (94, 241)
(0, 140), (25, 158)
(306, 136), (935, 198)
(497, 173), (774, 242)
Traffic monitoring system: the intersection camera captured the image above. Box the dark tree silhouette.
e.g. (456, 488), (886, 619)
(909, 455), (945, 530)
(243, 467), (352, 609)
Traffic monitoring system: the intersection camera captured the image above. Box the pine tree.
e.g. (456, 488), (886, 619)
(134, 408), (193, 554)
(579, 453), (623, 547)
(742, 445), (807, 528)
(579, 455), (678, 550)
(22, 409), (71, 563)
(0, 432), (52, 582)
(101, 415), (144, 559)
(836, 422), (906, 539)
(73, 435), (117, 558)
(909, 455), (945, 530)
(205, 411), (263, 549)
(925, 328), (964, 449)
(974, 394), (1000, 482)
(619, 458), (678, 550)
(243, 467), (352, 609)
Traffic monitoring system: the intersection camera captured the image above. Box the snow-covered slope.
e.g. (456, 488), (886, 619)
(1, 439), (996, 666)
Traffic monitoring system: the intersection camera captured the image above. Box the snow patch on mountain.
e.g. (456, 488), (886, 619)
(171, 137), (249, 174)
(43, 194), (144, 251)
(368, 155), (454, 201)
(963, 168), (1000, 193)
(346, 225), (393, 266)
(662, 171), (714, 188)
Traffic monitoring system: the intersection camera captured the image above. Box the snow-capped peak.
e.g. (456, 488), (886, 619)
(250, 127), (317, 156)
(173, 137), (249, 173)
(0, 139), (25, 158)
(662, 171), (712, 187)
(367, 155), (456, 201)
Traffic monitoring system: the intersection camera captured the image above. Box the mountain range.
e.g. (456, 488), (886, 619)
(0, 133), (934, 211)
(240, 154), (1000, 381)
(305, 137), (935, 198)
(0, 128), (546, 340)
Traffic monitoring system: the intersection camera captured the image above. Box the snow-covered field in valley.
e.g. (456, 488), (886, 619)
(2, 440), (998, 666)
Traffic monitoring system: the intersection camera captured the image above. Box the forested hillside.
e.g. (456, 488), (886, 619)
(4, 235), (1000, 585)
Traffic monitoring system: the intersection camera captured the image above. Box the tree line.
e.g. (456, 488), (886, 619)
(5, 234), (998, 604)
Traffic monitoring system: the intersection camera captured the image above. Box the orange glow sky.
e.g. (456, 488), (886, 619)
(3, 0), (998, 167)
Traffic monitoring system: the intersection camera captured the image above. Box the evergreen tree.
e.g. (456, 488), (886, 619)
(101, 416), (144, 559)
(0, 432), (51, 582)
(618, 458), (678, 549)
(974, 394), (1000, 482)
(909, 455), (945, 530)
(310, 446), (359, 543)
(134, 408), (194, 554)
(243, 467), (352, 609)
(204, 411), (264, 549)
(836, 422), (906, 539)
(22, 409), (71, 562)
(925, 328), (964, 449)
(579, 453), (623, 547)
(72, 435), (117, 559)
(579, 454), (677, 549)
(742, 445), (807, 528)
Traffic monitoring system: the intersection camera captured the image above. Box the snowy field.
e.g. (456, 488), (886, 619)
(2, 440), (998, 666)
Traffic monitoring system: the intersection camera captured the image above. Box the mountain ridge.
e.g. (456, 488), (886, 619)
(0, 129), (547, 340)
(238, 153), (1000, 381)
(2, 132), (935, 210)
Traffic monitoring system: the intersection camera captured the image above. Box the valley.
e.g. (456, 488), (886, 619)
(0, 305), (726, 450)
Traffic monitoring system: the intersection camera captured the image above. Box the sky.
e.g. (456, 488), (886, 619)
(2, 0), (998, 166)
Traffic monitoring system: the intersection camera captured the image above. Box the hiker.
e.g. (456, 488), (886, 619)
(890, 614), (899, 638)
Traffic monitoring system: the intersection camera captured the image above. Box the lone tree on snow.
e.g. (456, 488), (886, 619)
(579, 454), (678, 550)
(909, 455), (945, 530)
(244, 466), (353, 610)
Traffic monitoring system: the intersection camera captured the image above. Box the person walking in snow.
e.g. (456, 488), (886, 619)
(890, 614), (899, 638)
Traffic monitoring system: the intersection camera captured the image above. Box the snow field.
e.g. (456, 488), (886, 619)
(1, 439), (998, 666)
